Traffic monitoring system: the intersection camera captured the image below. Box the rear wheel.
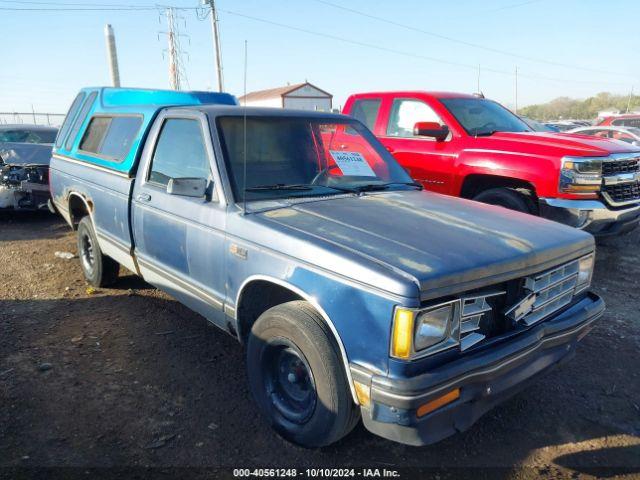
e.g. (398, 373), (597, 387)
(247, 301), (359, 447)
(77, 216), (120, 287)
(473, 187), (536, 214)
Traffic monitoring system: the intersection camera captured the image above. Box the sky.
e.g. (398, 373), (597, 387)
(1, 0), (639, 115)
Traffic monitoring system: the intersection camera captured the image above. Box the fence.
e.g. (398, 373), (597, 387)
(0, 112), (66, 127)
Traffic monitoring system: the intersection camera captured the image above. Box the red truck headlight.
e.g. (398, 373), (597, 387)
(559, 156), (603, 194)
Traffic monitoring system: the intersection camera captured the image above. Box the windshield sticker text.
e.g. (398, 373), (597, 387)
(329, 151), (377, 177)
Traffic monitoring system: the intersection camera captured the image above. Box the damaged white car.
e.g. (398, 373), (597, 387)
(0, 125), (57, 211)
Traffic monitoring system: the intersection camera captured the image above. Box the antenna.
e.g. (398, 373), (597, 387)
(514, 65), (519, 115)
(242, 39), (248, 215)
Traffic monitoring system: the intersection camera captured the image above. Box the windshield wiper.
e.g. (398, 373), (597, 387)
(245, 183), (313, 192)
(355, 181), (424, 192)
(245, 183), (358, 194)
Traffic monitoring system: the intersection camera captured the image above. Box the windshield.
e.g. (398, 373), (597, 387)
(521, 117), (555, 132)
(440, 98), (531, 136)
(0, 128), (58, 144)
(217, 116), (416, 203)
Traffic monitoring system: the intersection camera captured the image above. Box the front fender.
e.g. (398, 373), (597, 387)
(227, 237), (418, 381)
(454, 150), (560, 197)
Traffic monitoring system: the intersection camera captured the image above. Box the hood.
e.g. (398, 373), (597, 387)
(469, 131), (640, 158)
(0, 142), (53, 166)
(255, 191), (594, 300)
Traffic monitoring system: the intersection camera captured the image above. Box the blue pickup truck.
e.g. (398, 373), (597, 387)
(50, 87), (604, 447)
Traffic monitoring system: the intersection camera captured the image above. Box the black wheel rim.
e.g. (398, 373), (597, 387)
(263, 340), (317, 425)
(80, 231), (95, 274)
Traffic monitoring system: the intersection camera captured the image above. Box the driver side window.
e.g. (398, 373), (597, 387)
(386, 99), (443, 137)
(148, 118), (211, 187)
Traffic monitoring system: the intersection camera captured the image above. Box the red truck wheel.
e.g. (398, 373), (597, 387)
(473, 188), (536, 215)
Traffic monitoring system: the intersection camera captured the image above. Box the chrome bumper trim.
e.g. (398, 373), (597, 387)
(538, 197), (640, 235)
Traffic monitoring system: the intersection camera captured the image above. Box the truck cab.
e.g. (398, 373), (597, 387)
(343, 91), (640, 236)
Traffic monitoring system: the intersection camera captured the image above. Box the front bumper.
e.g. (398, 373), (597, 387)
(0, 182), (50, 211)
(539, 198), (640, 236)
(351, 292), (604, 446)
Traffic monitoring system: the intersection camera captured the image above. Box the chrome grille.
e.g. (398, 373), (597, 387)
(460, 291), (504, 350)
(601, 155), (640, 206)
(602, 158), (639, 176)
(508, 259), (579, 327)
(603, 182), (640, 204)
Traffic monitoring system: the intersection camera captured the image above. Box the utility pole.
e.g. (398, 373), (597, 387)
(104, 24), (121, 87)
(626, 86), (634, 113)
(166, 8), (180, 90)
(514, 66), (519, 114)
(205, 0), (224, 92)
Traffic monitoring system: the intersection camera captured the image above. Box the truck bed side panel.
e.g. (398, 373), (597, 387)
(49, 154), (137, 273)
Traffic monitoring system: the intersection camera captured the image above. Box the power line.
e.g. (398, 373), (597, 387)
(0, 6), (159, 10)
(219, 8), (632, 88)
(2, 0), (634, 90)
(0, 0), (198, 11)
(462, 0), (542, 16)
(308, 0), (635, 79)
(0, 0), (157, 6)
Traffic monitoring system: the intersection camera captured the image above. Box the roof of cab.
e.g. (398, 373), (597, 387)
(55, 87), (237, 175)
(171, 104), (351, 120)
(347, 91), (478, 100)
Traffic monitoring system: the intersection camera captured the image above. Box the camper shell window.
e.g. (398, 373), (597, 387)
(79, 115), (143, 163)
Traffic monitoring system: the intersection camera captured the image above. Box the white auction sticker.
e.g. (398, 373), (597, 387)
(329, 150), (377, 177)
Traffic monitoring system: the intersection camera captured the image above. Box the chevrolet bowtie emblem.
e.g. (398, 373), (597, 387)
(505, 292), (537, 322)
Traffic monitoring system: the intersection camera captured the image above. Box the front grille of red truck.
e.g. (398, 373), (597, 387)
(458, 258), (580, 351)
(601, 155), (640, 207)
(603, 182), (640, 205)
(602, 158), (639, 175)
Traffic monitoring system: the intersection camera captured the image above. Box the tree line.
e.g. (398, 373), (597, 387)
(520, 92), (640, 120)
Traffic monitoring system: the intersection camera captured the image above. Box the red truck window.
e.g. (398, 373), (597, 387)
(386, 99), (442, 137)
(349, 99), (381, 131)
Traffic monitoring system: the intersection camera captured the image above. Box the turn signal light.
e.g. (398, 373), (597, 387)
(353, 381), (371, 408)
(391, 308), (415, 359)
(416, 388), (460, 418)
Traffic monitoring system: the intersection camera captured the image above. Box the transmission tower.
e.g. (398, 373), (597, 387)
(159, 7), (190, 90)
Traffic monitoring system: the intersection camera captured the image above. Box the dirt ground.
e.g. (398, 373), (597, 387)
(1, 212), (639, 479)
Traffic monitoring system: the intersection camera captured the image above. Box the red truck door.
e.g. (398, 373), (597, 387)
(375, 97), (457, 195)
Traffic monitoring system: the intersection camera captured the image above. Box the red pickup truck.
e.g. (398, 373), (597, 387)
(343, 91), (640, 236)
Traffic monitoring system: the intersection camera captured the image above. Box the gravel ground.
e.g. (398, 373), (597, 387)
(1, 212), (639, 479)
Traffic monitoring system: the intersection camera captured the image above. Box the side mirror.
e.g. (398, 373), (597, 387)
(413, 122), (449, 141)
(166, 177), (208, 198)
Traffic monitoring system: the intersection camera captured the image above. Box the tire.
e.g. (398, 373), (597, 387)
(76, 216), (120, 287)
(473, 187), (536, 214)
(247, 300), (360, 448)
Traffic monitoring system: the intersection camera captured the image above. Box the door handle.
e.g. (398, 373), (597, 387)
(136, 193), (151, 202)
(385, 146), (395, 153)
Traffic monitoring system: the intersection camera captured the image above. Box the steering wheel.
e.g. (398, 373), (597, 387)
(311, 165), (341, 185)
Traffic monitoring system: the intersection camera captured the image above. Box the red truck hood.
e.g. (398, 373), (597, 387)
(472, 131), (640, 158)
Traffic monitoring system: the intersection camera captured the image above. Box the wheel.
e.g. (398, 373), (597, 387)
(76, 216), (120, 287)
(473, 187), (537, 214)
(246, 301), (360, 448)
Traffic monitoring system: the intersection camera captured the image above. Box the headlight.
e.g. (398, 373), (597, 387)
(576, 253), (594, 292)
(414, 305), (453, 351)
(559, 156), (602, 194)
(391, 301), (460, 360)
